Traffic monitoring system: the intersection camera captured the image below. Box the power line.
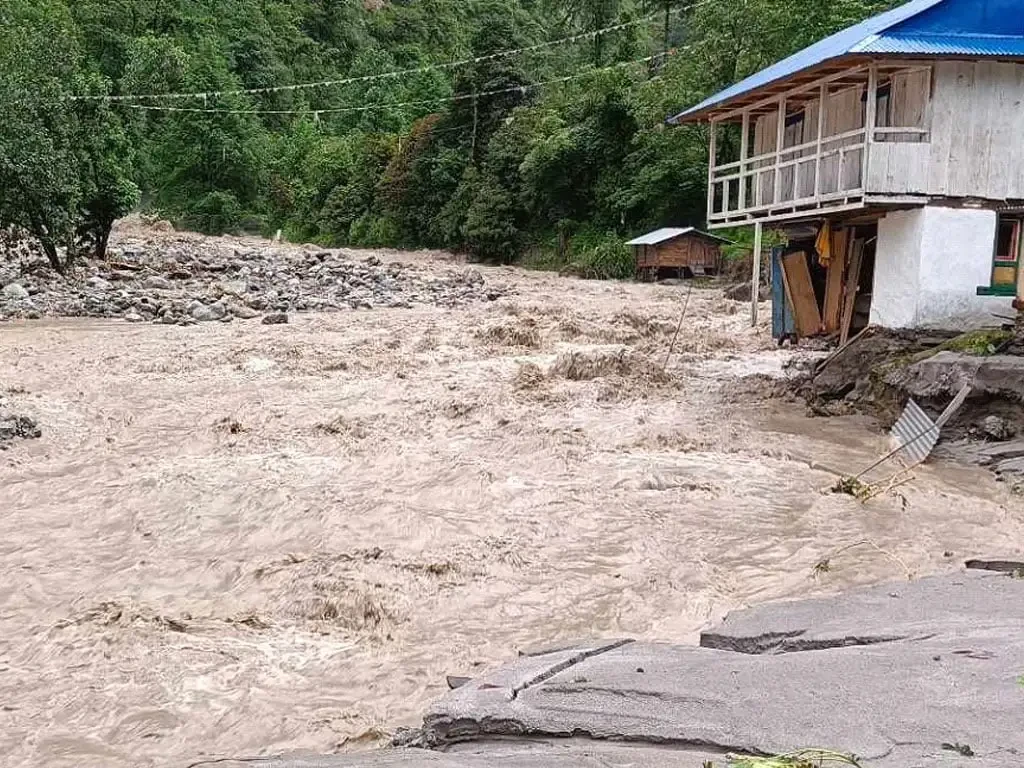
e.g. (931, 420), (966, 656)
(63, 0), (710, 105)
(115, 51), (679, 117)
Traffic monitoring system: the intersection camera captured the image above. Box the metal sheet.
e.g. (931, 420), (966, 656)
(891, 398), (940, 466)
(625, 228), (733, 246)
(859, 34), (1024, 56)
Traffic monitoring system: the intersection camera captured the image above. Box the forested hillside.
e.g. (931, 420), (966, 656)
(0, 0), (895, 275)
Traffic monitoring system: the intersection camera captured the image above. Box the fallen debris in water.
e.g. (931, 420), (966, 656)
(0, 412), (41, 448)
(718, 750), (863, 768)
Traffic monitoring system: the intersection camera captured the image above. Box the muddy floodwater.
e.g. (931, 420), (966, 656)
(2, 254), (1022, 768)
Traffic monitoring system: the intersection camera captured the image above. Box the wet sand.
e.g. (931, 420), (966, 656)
(2, 255), (1022, 767)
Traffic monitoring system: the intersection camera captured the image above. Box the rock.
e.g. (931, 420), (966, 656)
(2, 283), (30, 300)
(246, 296), (268, 310)
(190, 301), (227, 322)
(217, 279), (248, 298)
(87, 276), (113, 290)
(231, 305), (260, 320)
(261, 312), (289, 325)
(143, 275), (173, 290)
(123, 312), (145, 323)
(981, 415), (1016, 441)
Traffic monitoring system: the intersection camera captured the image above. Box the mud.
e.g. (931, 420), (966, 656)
(2, 237), (1023, 768)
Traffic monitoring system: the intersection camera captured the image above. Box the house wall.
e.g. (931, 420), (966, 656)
(636, 238), (721, 270)
(871, 206), (1010, 330)
(868, 60), (1024, 199)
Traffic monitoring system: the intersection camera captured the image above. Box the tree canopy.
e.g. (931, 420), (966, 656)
(0, 0), (898, 273)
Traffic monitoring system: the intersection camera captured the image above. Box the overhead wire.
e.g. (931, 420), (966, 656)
(60, 0), (711, 106)
(114, 51), (681, 117)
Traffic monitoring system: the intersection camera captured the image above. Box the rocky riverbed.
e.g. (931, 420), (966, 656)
(0, 227), (506, 325)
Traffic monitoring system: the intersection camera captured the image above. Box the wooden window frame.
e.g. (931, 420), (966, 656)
(977, 216), (1022, 297)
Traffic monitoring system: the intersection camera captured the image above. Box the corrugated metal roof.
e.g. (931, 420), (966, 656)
(626, 227), (732, 245)
(627, 228), (693, 245)
(857, 34), (1024, 56)
(670, 0), (1024, 123)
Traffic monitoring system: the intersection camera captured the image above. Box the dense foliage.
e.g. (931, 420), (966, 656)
(0, 0), (896, 274)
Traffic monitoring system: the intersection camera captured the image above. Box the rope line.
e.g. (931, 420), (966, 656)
(114, 51), (678, 117)
(59, 0), (708, 105)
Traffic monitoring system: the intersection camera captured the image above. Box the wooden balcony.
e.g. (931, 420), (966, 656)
(705, 63), (932, 228)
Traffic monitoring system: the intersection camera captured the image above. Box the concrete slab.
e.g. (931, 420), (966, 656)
(422, 572), (1024, 766)
(701, 570), (1022, 653)
(204, 741), (719, 767)
(202, 571), (1024, 767)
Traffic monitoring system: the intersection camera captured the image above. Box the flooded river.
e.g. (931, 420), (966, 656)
(2, 259), (1021, 767)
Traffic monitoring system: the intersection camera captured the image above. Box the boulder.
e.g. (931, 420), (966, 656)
(189, 300), (228, 322)
(143, 275), (173, 290)
(2, 283), (30, 300)
(87, 276), (113, 290)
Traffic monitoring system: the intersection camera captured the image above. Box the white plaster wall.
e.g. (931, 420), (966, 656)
(871, 209), (923, 329)
(916, 207), (1005, 329)
(871, 206), (1011, 330)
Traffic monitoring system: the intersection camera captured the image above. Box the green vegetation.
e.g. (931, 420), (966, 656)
(703, 751), (862, 768)
(0, 0), (898, 270)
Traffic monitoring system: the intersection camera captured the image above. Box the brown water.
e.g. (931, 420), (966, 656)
(2, 258), (1021, 767)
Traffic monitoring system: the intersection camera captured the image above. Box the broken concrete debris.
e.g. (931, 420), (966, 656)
(0, 413), (41, 448)
(207, 568), (1022, 767)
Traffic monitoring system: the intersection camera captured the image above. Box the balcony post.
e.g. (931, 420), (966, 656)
(707, 119), (717, 224)
(773, 95), (786, 206)
(863, 63), (877, 190)
(739, 110), (750, 212)
(814, 82), (826, 197)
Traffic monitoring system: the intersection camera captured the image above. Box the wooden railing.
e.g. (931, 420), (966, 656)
(708, 127), (869, 225)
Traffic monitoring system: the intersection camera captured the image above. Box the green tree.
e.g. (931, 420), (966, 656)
(0, 0), (138, 273)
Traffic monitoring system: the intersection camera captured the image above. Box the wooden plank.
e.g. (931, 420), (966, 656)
(822, 227), (849, 333)
(781, 251), (821, 337)
(840, 239), (865, 346)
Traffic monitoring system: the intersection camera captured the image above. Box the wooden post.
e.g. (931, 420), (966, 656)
(739, 110), (750, 212)
(814, 82), (826, 197)
(707, 120), (718, 224)
(773, 96), (786, 206)
(751, 221), (763, 328)
(862, 64), (877, 190)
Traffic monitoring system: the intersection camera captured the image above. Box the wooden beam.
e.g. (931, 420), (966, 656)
(840, 239), (866, 345)
(751, 221), (763, 327)
(707, 120), (717, 225)
(814, 82), (827, 197)
(863, 63), (878, 191)
(739, 110), (750, 211)
(773, 96), (786, 206)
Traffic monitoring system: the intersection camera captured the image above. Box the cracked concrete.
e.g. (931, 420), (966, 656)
(207, 569), (1024, 767)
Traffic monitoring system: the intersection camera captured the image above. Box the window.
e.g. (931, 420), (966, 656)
(978, 216), (1021, 297)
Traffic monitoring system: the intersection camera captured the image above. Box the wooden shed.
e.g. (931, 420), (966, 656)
(626, 228), (729, 282)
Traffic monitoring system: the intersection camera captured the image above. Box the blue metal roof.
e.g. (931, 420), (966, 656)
(671, 0), (1024, 123)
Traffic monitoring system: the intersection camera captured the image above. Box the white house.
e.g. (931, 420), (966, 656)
(670, 0), (1024, 335)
